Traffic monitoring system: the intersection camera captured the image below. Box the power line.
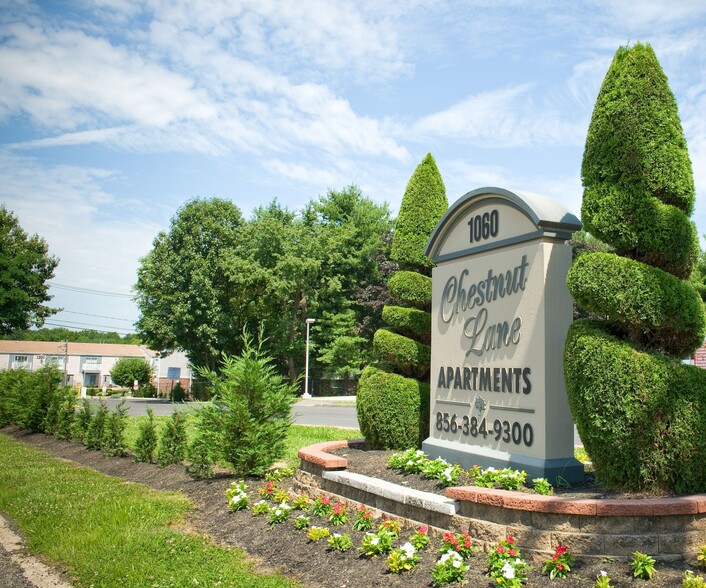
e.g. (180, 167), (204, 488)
(49, 282), (134, 299)
(43, 319), (135, 334)
(62, 310), (134, 322)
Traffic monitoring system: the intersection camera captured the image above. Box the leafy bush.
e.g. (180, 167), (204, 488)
(1, 367), (62, 432)
(133, 406), (158, 463)
(387, 271), (432, 310)
(194, 330), (297, 477)
(357, 366), (429, 449)
(110, 357), (153, 389)
(156, 409), (188, 466)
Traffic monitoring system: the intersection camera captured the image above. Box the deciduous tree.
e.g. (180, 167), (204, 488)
(0, 206), (59, 335)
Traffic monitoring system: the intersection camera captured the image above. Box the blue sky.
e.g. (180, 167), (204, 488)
(1, 0), (706, 336)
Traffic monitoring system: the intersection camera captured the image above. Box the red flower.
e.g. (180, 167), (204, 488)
(333, 504), (345, 515)
(443, 532), (454, 542)
(497, 545), (505, 554)
(464, 538), (472, 548)
(555, 544), (568, 556)
(507, 536), (515, 544)
(552, 554), (558, 561)
(320, 496), (331, 505)
(418, 526), (428, 535)
(362, 511), (371, 519)
(508, 549), (516, 557)
(357, 504), (367, 511)
(557, 563), (564, 570)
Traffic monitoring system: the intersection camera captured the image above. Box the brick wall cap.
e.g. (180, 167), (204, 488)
(297, 439), (365, 470)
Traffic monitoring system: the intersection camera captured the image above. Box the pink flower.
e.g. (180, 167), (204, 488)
(497, 545), (505, 554)
(418, 526), (428, 535)
(557, 563), (564, 570)
(508, 549), (516, 557)
(464, 538), (472, 548)
(320, 496), (330, 505)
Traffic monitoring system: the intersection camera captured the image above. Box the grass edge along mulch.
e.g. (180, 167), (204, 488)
(0, 433), (301, 588)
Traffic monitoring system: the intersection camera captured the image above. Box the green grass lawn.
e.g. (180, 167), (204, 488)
(0, 433), (301, 588)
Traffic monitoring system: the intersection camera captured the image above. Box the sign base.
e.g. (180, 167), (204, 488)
(422, 437), (584, 485)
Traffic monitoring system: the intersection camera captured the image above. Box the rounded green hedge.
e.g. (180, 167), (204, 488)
(373, 329), (431, 379)
(381, 305), (431, 344)
(564, 320), (706, 494)
(567, 251), (706, 356)
(581, 184), (698, 279)
(356, 366), (430, 449)
(388, 271), (432, 310)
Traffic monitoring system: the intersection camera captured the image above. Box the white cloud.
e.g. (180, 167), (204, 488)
(0, 151), (159, 302)
(412, 84), (587, 148)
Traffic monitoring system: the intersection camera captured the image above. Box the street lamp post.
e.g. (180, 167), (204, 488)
(303, 318), (316, 398)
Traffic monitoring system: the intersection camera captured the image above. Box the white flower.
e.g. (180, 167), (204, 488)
(274, 509), (282, 516)
(371, 537), (379, 546)
(401, 542), (416, 558)
(600, 570), (608, 577)
(502, 562), (516, 579)
(452, 558), (461, 568)
(332, 533), (340, 538)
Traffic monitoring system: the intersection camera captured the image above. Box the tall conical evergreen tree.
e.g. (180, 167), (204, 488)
(564, 43), (706, 492)
(357, 153), (447, 449)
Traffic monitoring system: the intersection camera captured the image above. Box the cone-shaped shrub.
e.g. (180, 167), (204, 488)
(357, 153), (447, 449)
(565, 42), (706, 492)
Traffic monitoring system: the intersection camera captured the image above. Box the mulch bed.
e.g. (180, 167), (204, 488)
(0, 426), (695, 587)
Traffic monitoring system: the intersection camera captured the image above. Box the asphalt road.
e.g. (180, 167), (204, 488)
(89, 397), (582, 444)
(89, 397), (361, 429)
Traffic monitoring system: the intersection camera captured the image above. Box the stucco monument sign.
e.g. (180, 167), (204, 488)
(422, 187), (584, 483)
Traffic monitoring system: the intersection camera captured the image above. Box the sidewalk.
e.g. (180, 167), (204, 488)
(294, 395), (356, 407)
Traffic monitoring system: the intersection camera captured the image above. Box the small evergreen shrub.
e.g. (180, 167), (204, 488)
(4, 367), (62, 432)
(54, 388), (76, 440)
(194, 329), (297, 477)
(133, 406), (158, 463)
(102, 399), (129, 457)
(387, 271), (432, 310)
(357, 366), (429, 449)
(170, 382), (187, 402)
(71, 398), (92, 444)
(156, 409), (188, 466)
(85, 399), (109, 450)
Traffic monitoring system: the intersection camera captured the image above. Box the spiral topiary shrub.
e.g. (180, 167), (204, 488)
(357, 153), (447, 448)
(564, 42), (706, 493)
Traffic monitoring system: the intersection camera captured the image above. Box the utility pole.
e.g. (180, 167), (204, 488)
(61, 340), (68, 387)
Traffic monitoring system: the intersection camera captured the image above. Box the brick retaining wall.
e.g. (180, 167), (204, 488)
(296, 440), (706, 560)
